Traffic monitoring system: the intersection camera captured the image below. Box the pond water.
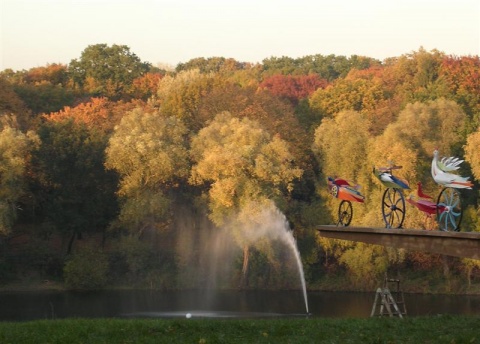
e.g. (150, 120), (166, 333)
(0, 290), (479, 321)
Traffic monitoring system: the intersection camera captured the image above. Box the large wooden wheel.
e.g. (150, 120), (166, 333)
(338, 200), (353, 226)
(436, 187), (462, 232)
(381, 188), (406, 229)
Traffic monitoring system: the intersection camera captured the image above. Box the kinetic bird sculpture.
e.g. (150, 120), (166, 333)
(406, 182), (437, 229)
(373, 162), (409, 229)
(431, 149), (473, 189)
(430, 149), (472, 231)
(327, 177), (365, 226)
(327, 177), (365, 203)
(373, 163), (410, 190)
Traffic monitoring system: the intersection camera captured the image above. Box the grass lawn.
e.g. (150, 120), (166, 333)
(0, 315), (478, 343)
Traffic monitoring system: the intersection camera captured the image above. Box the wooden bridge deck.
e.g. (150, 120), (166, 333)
(317, 225), (480, 260)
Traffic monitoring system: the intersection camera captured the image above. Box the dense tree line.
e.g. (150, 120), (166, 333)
(1, 44), (480, 292)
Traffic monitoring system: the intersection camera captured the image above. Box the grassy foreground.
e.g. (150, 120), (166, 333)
(0, 316), (479, 344)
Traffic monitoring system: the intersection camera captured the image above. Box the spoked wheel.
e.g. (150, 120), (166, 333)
(382, 188), (406, 228)
(338, 200), (353, 226)
(330, 184), (339, 198)
(436, 187), (462, 231)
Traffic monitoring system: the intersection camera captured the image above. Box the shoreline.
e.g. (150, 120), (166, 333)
(2, 281), (480, 295)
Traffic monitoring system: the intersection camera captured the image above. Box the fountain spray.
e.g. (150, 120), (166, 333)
(237, 203), (309, 314)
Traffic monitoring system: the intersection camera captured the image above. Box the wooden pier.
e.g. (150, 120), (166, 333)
(317, 225), (480, 260)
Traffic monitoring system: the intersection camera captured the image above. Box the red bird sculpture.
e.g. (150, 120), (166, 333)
(416, 182), (432, 199)
(406, 182), (438, 229)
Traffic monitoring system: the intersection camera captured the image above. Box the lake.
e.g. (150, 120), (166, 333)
(0, 290), (479, 321)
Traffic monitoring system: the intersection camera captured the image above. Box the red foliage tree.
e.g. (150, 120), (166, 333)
(130, 72), (163, 100)
(259, 74), (328, 104)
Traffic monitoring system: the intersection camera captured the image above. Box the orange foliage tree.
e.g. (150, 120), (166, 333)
(44, 97), (151, 132)
(24, 63), (69, 86)
(440, 55), (480, 126)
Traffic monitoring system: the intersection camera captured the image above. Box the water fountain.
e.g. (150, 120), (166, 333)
(233, 204), (309, 314)
(170, 203), (310, 317)
(282, 226), (309, 314)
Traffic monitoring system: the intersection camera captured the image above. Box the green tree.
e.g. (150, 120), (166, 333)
(33, 120), (118, 253)
(262, 54), (380, 80)
(1, 65), (74, 118)
(176, 57), (247, 74)
(13, 82), (75, 115)
(63, 245), (108, 290)
(0, 78), (31, 130)
(105, 108), (189, 236)
(0, 126), (39, 234)
(261, 56), (299, 75)
(0, 78), (28, 115)
(69, 44), (151, 98)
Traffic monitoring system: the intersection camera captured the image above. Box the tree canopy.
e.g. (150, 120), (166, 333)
(2, 46), (480, 291)
(105, 108), (189, 234)
(190, 111), (303, 226)
(0, 126), (38, 234)
(69, 44), (151, 98)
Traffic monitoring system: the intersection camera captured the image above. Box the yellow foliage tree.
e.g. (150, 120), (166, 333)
(190, 112), (302, 222)
(105, 108), (189, 235)
(465, 128), (480, 181)
(0, 126), (39, 234)
(190, 111), (303, 283)
(367, 98), (467, 229)
(312, 110), (371, 224)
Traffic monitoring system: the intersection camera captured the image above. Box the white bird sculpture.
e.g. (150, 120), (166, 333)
(438, 156), (463, 172)
(431, 149), (473, 189)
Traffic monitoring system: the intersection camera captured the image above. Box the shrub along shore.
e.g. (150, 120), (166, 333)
(0, 316), (478, 343)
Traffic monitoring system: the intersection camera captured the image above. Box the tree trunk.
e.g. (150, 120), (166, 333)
(466, 266), (472, 289)
(240, 245), (250, 288)
(67, 229), (82, 255)
(67, 230), (76, 255)
(442, 255), (451, 292)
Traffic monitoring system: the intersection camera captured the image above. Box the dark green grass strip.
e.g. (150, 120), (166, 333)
(0, 316), (478, 344)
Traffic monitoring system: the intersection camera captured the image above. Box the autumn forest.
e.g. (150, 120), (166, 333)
(1, 44), (480, 292)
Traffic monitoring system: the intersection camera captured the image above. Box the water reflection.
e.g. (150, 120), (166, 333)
(0, 290), (479, 321)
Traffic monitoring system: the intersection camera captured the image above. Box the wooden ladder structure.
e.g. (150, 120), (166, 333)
(371, 277), (407, 318)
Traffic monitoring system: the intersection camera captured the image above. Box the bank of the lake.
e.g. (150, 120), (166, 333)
(1, 316), (478, 343)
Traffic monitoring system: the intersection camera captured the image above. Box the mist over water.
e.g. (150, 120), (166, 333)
(173, 203), (309, 314)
